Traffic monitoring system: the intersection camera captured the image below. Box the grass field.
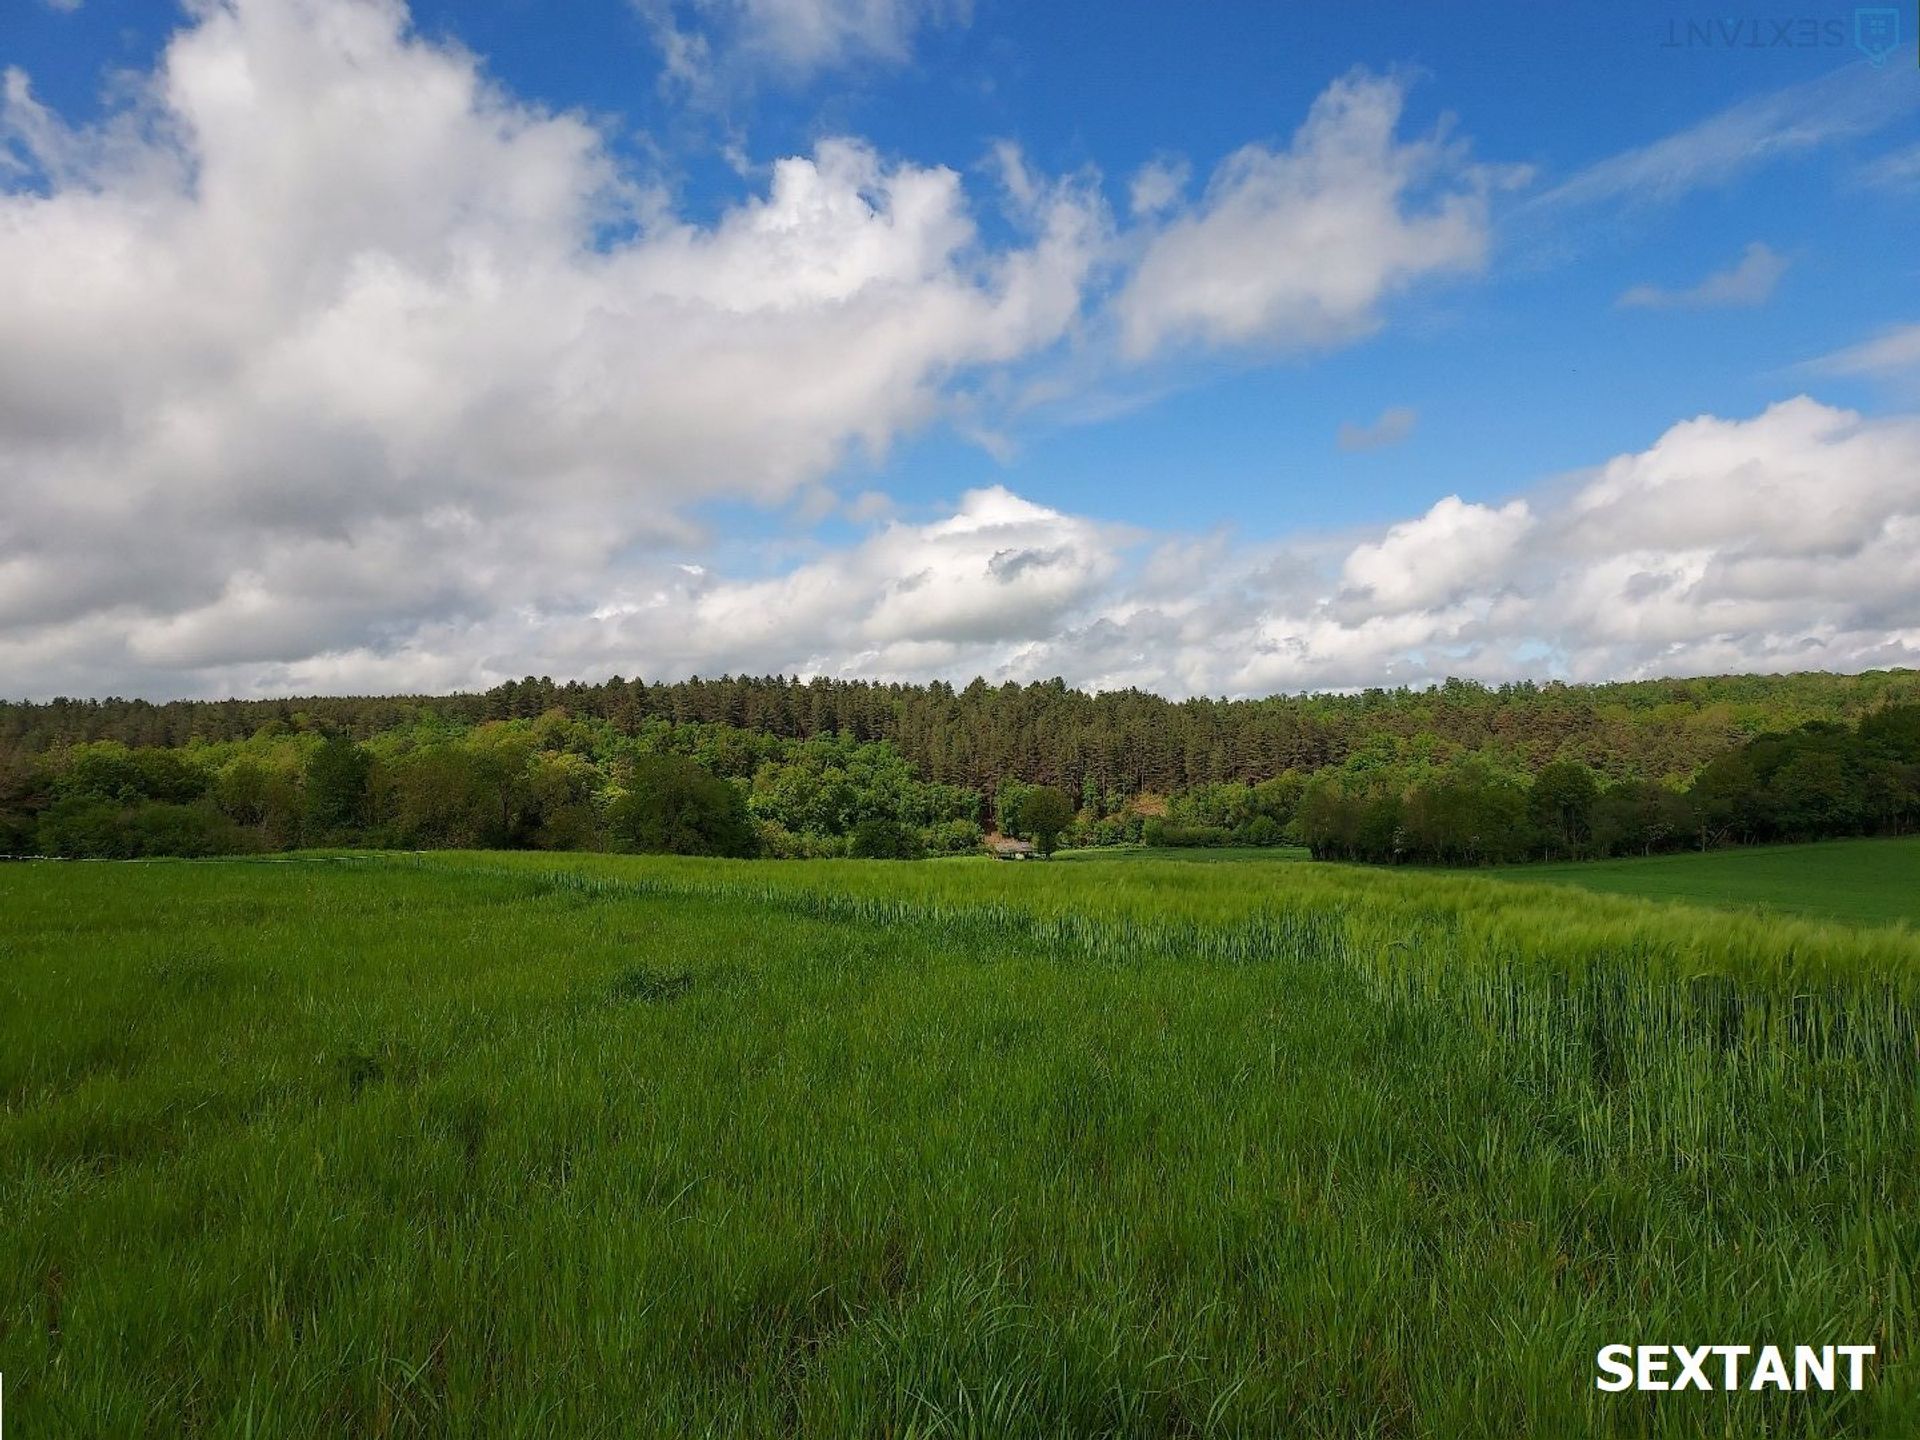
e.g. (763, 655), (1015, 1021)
(1494, 836), (1920, 929)
(1054, 845), (1313, 865)
(3, 851), (1917, 1436)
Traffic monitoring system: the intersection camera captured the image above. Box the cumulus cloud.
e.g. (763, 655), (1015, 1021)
(0, 0), (1100, 696)
(19, 390), (1914, 703)
(1618, 241), (1788, 310)
(593, 485), (1123, 666)
(8, 6), (1915, 704)
(688, 398), (1920, 697)
(1337, 496), (1531, 613)
(1336, 405), (1417, 452)
(530, 398), (1918, 699)
(1113, 71), (1522, 359)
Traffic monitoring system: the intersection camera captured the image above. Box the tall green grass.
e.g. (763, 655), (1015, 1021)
(2, 852), (1915, 1436)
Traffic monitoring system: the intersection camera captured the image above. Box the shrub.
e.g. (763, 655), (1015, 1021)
(1015, 786), (1075, 857)
(38, 797), (132, 858)
(304, 736), (373, 837)
(850, 818), (922, 859)
(607, 756), (759, 858)
(924, 819), (984, 854)
(1143, 820), (1233, 848)
(123, 803), (246, 858)
(37, 798), (243, 858)
(1235, 815), (1285, 847)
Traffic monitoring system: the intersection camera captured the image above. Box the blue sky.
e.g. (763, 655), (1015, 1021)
(2, 0), (1918, 698)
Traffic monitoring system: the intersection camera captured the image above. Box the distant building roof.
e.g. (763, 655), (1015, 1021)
(986, 835), (1035, 856)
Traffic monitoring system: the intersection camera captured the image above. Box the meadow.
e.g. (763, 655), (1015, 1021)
(1494, 835), (1920, 929)
(1049, 835), (1920, 929)
(1053, 846), (1314, 865)
(3, 850), (1917, 1436)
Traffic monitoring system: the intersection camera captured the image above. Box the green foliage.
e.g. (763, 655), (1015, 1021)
(8, 668), (1920, 804)
(36, 796), (131, 857)
(1291, 707), (1920, 867)
(607, 755), (759, 858)
(1012, 785), (1075, 856)
(54, 741), (211, 806)
(37, 797), (242, 858)
(28, 742), (243, 857)
(848, 817), (923, 859)
(120, 801), (245, 857)
(1141, 819), (1233, 848)
(212, 758), (303, 847)
(993, 776), (1035, 838)
(1591, 779), (1691, 857)
(303, 735), (372, 837)
(5, 683), (1919, 872)
(747, 731), (976, 836)
(1235, 814), (1286, 846)
(924, 818), (985, 854)
(1528, 759), (1600, 858)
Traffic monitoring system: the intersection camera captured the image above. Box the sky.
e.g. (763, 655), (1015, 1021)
(1, 0), (1917, 702)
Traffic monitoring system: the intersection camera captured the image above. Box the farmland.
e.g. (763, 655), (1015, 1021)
(1494, 835), (1920, 929)
(3, 851), (1917, 1436)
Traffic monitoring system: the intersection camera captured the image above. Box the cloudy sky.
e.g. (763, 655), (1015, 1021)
(2, 0), (1917, 701)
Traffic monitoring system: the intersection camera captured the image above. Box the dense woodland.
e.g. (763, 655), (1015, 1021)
(3, 668), (1918, 864)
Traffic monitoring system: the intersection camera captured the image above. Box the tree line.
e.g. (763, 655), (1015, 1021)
(4, 715), (983, 862)
(8, 668), (1918, 800)
(1, 670), (1916, 865)
(1290, 706), (1920, 864)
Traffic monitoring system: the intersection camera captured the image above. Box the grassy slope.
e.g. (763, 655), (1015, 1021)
(1494, 835), (1920, 928)
(1054, 845), (1313, 864)
(2, 853), (1917, 1437)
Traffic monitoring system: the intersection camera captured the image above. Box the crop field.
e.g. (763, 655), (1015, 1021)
(3, 852), (1918, 1437)
(1053, 846), (1314, 865)
(1494, 836), (1920, 929)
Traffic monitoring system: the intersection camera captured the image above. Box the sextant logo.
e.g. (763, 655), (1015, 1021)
(1595, 1344), (1876, 1393)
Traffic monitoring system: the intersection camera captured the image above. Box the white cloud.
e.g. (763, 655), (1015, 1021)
(1532, 59), (1919, 211)
(0, 0), (1101, 696)
(1857, 141), (1920, 192)
(650, 485), (1122, 662)
(1338, 496), (1531, 613)
(20, 390), (1914, 703)
(1126, 157), (1189, 218)
(642, 0), (967, 93)
(1810, 323), (1920, 378)
(639, 398), (1918, 698)
(7, 6), (1917, 704)
(1336, 405), (1417, 452)
(1113, 71), (1521, 360)
(1617, 241), (1788, 310)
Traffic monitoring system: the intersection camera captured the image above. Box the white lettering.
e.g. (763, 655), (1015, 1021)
(1595, 1345), (1634, 1392)
(1712, 1344), (1750, 1389)
(1671, 1345), (1713, 1391)
(1597, 1342), (1872, 1393)
(1750, 1346), (1791, 1391)
(1795, 1345), (1834, 1391)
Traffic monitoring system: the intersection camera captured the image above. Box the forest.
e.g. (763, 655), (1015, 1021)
(2, 668), (1918, 865)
